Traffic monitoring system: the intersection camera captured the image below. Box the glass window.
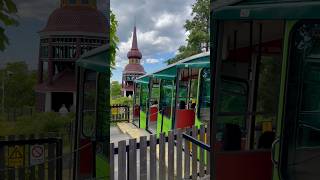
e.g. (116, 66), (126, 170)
(160, 80), (174, 118)
(198, 68), (211, 123)
(82, 70), (97, 137)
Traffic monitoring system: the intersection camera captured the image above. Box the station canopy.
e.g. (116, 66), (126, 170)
(151, 52), (210, 80)
(212, 0), (320, 20)
(135, 74), (151, 84)
(77, 45), (108, 73)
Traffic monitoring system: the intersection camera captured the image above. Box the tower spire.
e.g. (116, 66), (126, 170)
(131, 25), (138, 50)
(127, 25), (142, 59)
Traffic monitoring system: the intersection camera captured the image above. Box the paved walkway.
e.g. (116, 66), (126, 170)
(117, 122), (150, 140)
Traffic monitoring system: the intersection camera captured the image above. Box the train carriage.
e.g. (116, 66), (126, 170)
(208, 0), (320, 179)
(133, 52), (210, 135)
(73, 45), (109, 180)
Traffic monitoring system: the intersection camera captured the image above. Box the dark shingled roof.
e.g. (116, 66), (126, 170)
(41, 6), (107, 34)
(123, 64), (145, 74)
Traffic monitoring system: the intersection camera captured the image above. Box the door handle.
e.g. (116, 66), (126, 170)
(271, 138), (280, 166)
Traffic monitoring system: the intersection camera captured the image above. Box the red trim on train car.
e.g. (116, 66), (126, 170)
(149, 107), (158, 122)
(215, 151), (272, 180)
(79, 139), (93, 175)
(175, 109), (195, 128)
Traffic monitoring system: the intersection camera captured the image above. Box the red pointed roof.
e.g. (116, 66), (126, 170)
(127, 26), (142, 59)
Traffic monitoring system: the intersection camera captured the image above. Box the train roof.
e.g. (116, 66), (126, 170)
(135, 51), (210, 83)
(212, 0), (320, 20)
(76, 45), (108, 73)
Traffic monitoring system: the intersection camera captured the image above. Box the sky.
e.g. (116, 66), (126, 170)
(111, 0), (196, 82)
(0, 0), (107, 69)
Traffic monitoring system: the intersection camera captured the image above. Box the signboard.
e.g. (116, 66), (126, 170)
(30, 145), (45, 166)
(8, 145), (24, 168)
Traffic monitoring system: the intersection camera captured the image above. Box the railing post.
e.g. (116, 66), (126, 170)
(56, 138), (63, 180)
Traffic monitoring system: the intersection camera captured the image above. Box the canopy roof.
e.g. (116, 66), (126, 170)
(135, 74), (150, 84)
(135, 52), (209, 84)
(152, 52), (210, 80)
(213, 0), (320, 20)
(76, 45), (108, 73)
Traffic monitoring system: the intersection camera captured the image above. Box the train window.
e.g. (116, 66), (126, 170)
(148, 81), (160, 133)
(215, 79), (248, 150)
(178, 68), (199, 109)
(198, 68), (210, 123)
(82, 70), (97, 137)
(215, 20), (284, 151)
(140, 83), (149, 128)
(298, 62), (320, 148)
(160, 80), (174, 118)
(282, 21), (320, 180)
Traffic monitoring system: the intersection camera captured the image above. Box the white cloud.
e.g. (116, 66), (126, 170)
(146, 58), (161, 64)
(111, 0), (196, 70)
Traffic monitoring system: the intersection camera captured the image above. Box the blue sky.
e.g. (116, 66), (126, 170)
(111, 0), (195, 82)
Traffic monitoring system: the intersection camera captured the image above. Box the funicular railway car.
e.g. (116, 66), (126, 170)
(133, 52), (210, 135)
(73, 45), (108, 180)
(205, 0), (320, 179)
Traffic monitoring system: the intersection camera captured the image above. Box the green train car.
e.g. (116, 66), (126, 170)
(133, 52), (210, 135)
(207, 0), (320, 180)
(73, 45), (108, 180)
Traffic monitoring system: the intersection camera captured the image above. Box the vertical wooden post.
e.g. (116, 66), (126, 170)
(118, 140), (126, 180)
(110, 143), (114, 180)
(184, 129), (190, 179)
(140, 136), (147, 180)
(8, 135), (15, 180)
(29, 134), (36, 180)
(192, 126), (198, 180)
(48, 133), (56, 180)
(149, 135), (157, 180)
(128, 139), (137, 180)
(18, 135), (25, 180)
(168, 131), (174, 180)
(176, 130), (182, 180)
(38, 134), (45, 179)
(159, 133), (166, 180)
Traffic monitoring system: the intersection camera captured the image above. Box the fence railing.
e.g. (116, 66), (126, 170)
(111, 105), (130, 123)
(0, 134), (63, 180)
(110, 124), (211, 180)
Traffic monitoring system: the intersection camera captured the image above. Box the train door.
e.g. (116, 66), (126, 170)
(197, 68), (211, 125)
(74, 67), (108, 180)
(211, 20), (285, 180)
(279, 21), (320, 180)
(148, 79), (160, 133)
(139, 83), (149, 129)
(174, 68), (199, 129)
(158, 79), (175, 134)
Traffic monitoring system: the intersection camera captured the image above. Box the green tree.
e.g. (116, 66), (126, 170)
(0, 0), (18, 51)
(167, 0), (210, 64)
(111, 81), (121, 98)
(110, 10), (119, 67)
(111, 96), (133, 106)
(0, 62), (37, 110)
